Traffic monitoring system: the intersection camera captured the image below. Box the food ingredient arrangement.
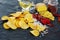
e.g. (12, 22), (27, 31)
(1, 3), (60, 37)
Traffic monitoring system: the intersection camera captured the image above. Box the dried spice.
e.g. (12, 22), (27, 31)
(48, 4), (57, 14)
(32, 14), (54, 27)
(58, 17), (60, 22)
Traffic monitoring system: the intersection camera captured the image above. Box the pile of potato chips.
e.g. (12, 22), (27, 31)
(1, 3), (55, 37)
(1, 11), (48, 37)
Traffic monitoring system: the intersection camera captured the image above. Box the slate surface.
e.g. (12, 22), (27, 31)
(0, 0), (60, 40)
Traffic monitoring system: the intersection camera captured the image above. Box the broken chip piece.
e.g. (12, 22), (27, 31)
(30, 30), (39, 37)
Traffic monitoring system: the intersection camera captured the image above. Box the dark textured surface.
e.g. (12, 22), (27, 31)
(0, 0), (60, 40)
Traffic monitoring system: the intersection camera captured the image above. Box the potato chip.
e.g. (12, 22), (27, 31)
(15, 20), (20, 28)
(19, 18), (25, 21)
(28, 23), (37, 30)
(35, 24), (46, 32)
(7, 17), (16, 22)
(40, 11), (55, 21)
(36, 24), (42, 32)
(7, 21), (17, 30)
(3, 22), (10, 29)
(10, 12), (22, 17)
(24, 13), (34, 22)
(19, 20), (29, 29)
(1, 16), (9, 20)
(30, 30), (39, 37)
(40, 26), (46, 31)
(9, 17), (15, 20)
(13, 19), (18, 27)
(35, 3), (47, 12)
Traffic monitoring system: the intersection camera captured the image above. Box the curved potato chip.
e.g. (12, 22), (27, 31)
(7, 21), (17, 30)
(8, 17), (16, 22)
(40, 26), (46, 31)
(9, 17), (15, 20)
(1, 16), (9, 20)
(25, 13), (34, 22)
(40, 11), (55, 21)
(28, 23), (37, 30)
(20, 18), (25, 21)
(36, 24), (42, 32)
(10, 12), (22, 17)
(36, 24), (46, 32)
(10, 13), (16, 16)
(19, 20), (29, 29)
(12, 19), (18, 27)
(3, 22), (10, 29)
(30, 30), (39, 37)
(15, 20), (20, 28)
(35, 3), (47, 12)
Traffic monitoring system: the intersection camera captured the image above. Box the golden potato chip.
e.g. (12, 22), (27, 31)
(3, 22), (10, 29)
(15, 20), (20, 28)
(30, 30), (39, 37)
(40, 11), (55, 21)
(28, 23), (37, 30)
(1, 16), (9, 20)
(13, 19), (18, 27)
(10, 13), (16, 16)
(19, 11), (30, 18)
(19, 20), (29, 29)
(13, 19), (16, 25)
(10, 12), (22, 17)
(9, 17), (15, 20)
(23, 10), (30, 15)
(40, 26), (46, 31)
(35, 24), (46, 32)
(35, 3), (47, 12)
(19, 18), (28, 23)
(8, 17), (20, 28)
(36, 24), (42, 32)
(7, 21), (17, 30)
(19, 18), (25, 21)
(7, 17), (16, 22)
(24, 19), (28, 23)
(24, 13), (34, 22)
